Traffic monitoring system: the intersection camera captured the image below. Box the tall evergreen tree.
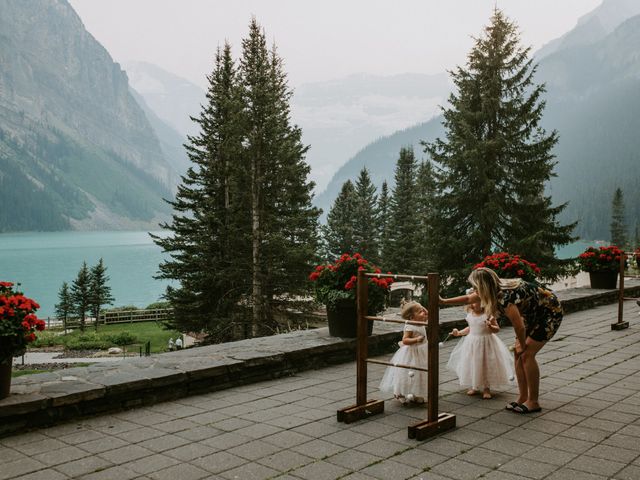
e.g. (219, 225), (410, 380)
(386, 147), (421, 273)
(352, 168), (380, 263)
(89, 258), (114, 332)
(153, 42), (248, 340)
(610, 187), (628, 248)
(423, 9), (574, 290)
(239, 19), (320, 336)
(70, 262), (90, 332)
(54, 281), (72, 333)
(415, 160), (436, 274)
(323, 180), (358, 259)
(378, 181), (391, 265)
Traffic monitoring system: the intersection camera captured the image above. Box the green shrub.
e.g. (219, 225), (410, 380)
(105, 332), (137, 346)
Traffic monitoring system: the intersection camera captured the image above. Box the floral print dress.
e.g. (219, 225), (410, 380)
(498, 281), (563, 342)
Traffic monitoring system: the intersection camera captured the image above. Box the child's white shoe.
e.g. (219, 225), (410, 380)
(405, 393), (415, 403)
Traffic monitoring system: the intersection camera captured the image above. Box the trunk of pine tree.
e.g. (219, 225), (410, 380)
(251, 153), (263, 339)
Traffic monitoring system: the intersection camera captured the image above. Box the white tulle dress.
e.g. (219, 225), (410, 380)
(379, 324), (429, 399)
(447, 311), (514, 390)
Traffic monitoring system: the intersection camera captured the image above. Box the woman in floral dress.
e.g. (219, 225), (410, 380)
(441, 267), (563, 414)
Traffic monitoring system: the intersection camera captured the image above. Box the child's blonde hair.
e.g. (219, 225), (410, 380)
(400, 300), (423, 320)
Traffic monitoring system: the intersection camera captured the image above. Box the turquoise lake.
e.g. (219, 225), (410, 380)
(0, 231), (175, 318)
(0, 231), (595, 318)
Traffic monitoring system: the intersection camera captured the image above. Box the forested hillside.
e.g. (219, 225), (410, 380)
(0, 0), (176, 231)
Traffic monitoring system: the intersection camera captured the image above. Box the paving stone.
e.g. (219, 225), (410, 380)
(136, 433), (191, 452)
(218, 462), (279, 480)
(9, 470), (68, 480)
(76, 465), (139, 480)
(614, 464), (640, 480)
(190, 451), (246, 474)
(32, 445), (88, 466)
(121, 453), (181, 475)
(360, 458), (423, 480)
(544, 467), (609, 480)
(290, 438), (346, 459)
(227, 438), (282, 461)
(498, 456), (560, 479)
(0, 459), (47, 480)
(256, 449), (315, 472)
(430, 458), (492, 480)
(163, 442), (217, 461)
(148, 463), (210, 480)
(52, 455), (113, 477)
(288, 460), (350, 480)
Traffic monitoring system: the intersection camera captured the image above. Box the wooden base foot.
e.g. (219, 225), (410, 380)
(408, 412), (456, 440)
(337, 399), (384, 423)
(611, 322), (629, 330)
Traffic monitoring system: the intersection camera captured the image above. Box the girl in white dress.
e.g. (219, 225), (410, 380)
(447, 291), (513, 399)
(379, 301), (429, 404)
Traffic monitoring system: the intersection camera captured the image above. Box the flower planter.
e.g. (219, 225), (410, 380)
(326, 299), (373, 338)
(588, 271), (618, 289)
(0, 358), (11, 400)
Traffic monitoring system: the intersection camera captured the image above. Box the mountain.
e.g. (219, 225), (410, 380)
(129, 88), (191, 176)
(317, 8), (640, 240)
(536, 0), (640, 59)
(291, 72), (450, 192)
(124, 61), (205, 139)
(0, 0), (176, 231)
(313, 119), (445, 218)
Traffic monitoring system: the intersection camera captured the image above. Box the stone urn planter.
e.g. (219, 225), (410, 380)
(0, 357), (11, 400)
(588, 271), (618, 289)
(326, 299), (373, 338)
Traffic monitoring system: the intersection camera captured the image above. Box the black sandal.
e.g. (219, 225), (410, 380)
(512, 404), (542, 414)
(505, 401), (521, 411)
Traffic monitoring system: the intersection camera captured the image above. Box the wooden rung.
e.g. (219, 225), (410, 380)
(623, 297), (639, 301)
(611, 321), (629, 331)
(364, 273), (430, 281)
(408, 412), (456, 440)
(366, 358), (429, 372)
(337, 399), (384, 423)
(365, 316), (428, 326)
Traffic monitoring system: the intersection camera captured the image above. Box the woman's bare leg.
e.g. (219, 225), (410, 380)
(521, 337), (545, 409)
(514, 344), (528, 404)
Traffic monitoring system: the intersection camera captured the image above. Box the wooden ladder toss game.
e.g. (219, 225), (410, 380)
(337, 271), (456, 440)
(615, 250), (640, 331)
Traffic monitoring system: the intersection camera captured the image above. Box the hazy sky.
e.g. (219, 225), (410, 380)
(68, 0), (602, 89)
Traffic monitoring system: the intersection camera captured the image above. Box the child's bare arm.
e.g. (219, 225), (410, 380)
(451, 326), (469, 337)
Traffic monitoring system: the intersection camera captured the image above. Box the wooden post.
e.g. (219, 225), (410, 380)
(356, 269), (368, 406)
(613, 252), (630, 330)
(336, 270), (384, 423)
(407, 273), (456, 440)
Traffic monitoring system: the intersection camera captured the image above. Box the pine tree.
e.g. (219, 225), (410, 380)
(386, 147), (421, 273)
(610, 187), (628, 248)
(378, 181), (391, 265)
(415, 160), (436, 274)
(324, 180), (358, 259)
(153, 42), (248, 340)
(423, 9), (574, 290)
(54, 281), (72, 333)
(352, 168), (380, 263)
(89, 258), (114, 332)
(239, 19), (320, 336)
(70, 262), (90, 332)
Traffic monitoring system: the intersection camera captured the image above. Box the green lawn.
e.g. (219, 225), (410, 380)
(31, 321), (183, 354)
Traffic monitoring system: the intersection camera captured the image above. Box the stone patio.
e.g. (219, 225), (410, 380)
(0, 284), (639, 479)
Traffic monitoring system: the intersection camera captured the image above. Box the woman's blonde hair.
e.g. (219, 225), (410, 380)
(400, 300), (423, 320)
(467, 268), (522, 316)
